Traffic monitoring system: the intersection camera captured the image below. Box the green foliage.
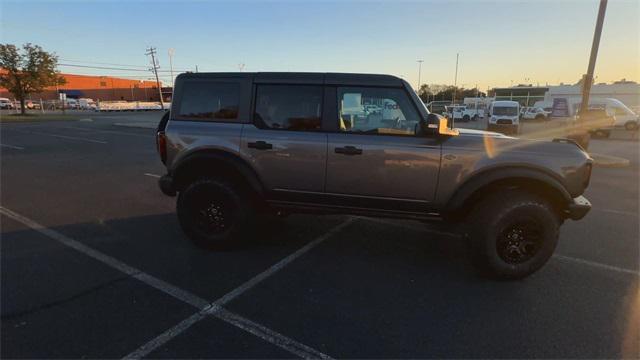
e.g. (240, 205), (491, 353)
(418, 83), (487, 103)
(0, 43), (65, 113)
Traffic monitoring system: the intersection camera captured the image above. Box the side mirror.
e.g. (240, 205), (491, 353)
(421, 113), (459, 136)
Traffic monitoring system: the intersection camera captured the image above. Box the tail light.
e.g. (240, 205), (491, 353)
(156, 131), (167, 164)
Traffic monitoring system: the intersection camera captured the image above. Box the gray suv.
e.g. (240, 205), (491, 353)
(156, 72), (592, 279)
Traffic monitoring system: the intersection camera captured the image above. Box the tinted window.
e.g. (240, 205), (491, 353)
(493, 106), (518, 116)
(177, 81), (239, 121)
(254, 85), (323, 131)
(338, 87), (420, 136)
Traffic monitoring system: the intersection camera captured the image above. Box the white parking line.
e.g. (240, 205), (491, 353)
(553, 255), (639, 277)
(143, 173), (161, 178)
(57, 126), (155, 138)
(0, 205), (338, 359)
(125, 218), (354, 359)
(0, 143), (24, 150)
(595, 208), (638, 217)
(360, 217), (640, 277)
(14, 129), (107, 144)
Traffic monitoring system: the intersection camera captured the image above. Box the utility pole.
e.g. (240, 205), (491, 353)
(416, 60), (424, 92)
(452, 53), (459, 104)
(579, 0), (608, 117)
(145, 47), (164, 109)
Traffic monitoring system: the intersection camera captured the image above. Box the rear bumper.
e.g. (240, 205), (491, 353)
(566, 195), (591, 220)
(158, 174), (176, 197)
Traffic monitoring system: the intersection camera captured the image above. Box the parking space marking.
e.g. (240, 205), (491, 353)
(143, 173), (161, 178)
(57, 126), (155, 138)
(360, 217), (640, 277)
(126, 218), (354, 359)
(0, 143), (25, 150)
(595, 208), (639, 217)
(0, 205), (339, 359)
(12, 129), (107, 144)
(553, 255), (639, 277)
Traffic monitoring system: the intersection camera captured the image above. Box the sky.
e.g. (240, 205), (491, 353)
(1, 0), (638, 90)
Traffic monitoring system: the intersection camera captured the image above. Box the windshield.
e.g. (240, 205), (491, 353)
(493, 106), (518, 116)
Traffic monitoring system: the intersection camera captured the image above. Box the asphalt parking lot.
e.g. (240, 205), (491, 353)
(1, 112), (638, 358)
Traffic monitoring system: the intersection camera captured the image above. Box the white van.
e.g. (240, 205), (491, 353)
(534, 97), (639, 130)
(487, 100), (520, 134)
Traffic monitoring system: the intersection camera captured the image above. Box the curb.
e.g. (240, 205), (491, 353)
(589, 153), (630, 168)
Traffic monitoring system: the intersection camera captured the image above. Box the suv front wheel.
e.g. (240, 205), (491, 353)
(177, 178), (254, 250)
(468, 190), (560, 279)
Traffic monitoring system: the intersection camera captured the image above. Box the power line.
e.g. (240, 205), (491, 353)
(59, 59), (149, 68)
(58, 63), (192, 73)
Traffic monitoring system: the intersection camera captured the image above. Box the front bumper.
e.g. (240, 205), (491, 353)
(566, 195), (591, 220)
(158, 174), (176, 197)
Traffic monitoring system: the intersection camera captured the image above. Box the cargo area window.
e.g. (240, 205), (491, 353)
(176, 81), (239, 121)
(253, 85), (322, 131)
(337, 87), (420, 136)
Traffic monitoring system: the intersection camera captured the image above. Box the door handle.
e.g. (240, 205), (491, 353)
(248, 141), (273, 150)
(335, 146), (363, 155)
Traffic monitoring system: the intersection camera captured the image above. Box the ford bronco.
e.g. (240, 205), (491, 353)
(156, 72), (592, 279)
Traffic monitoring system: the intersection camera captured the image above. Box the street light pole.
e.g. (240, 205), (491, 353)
(168, 48), (175, 88)
(579, 0), (608, 116)
(416, 60), (424, 92)
(452, 53), (459, 104)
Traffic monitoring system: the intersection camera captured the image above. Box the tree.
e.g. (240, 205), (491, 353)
(417, 84), (433, 103)
(0, 43), (65, 114)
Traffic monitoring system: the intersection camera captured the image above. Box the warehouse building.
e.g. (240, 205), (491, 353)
(0, 73), (168, 102)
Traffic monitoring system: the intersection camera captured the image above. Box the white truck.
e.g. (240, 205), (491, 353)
(534, 97), (639, 130)
(487, 100), (520, 135)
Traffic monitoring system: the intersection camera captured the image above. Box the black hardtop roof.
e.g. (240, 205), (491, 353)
(176, 72), (404, 86)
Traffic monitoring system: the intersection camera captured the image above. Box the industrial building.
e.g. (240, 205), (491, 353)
(0, 73), (170, 102)
(492, 79), (640, 109)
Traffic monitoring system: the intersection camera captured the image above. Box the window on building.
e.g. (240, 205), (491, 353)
(337, 87), (420, 136)
(100, 81), (107, 87)
(254, 85), (322, 131)
(176, 81), (240, 121)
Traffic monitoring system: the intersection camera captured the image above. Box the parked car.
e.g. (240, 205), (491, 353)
(0, 98), (14, 109)
(522, 107), (550, 121)
(444, 105), (466, 122)
(487, 100), (520, 134)
(155, 72), (593, 280)
(78, 98), (97, 110)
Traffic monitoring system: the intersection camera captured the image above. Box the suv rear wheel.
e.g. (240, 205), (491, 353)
(177, 178), (254, 250)
(468, 190), (560, 279)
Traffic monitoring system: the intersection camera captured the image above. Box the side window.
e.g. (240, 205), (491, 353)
(176, 81), (239, 121)
(254, 85), (323, 131)
(337, 87), (420, 136)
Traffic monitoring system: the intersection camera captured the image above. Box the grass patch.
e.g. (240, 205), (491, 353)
(0, 113), (84, 122)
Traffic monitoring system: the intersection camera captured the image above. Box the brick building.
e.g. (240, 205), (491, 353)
(0, 72), (171, 102)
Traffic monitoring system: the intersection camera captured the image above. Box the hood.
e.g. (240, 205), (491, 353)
(456, 128), (512, 138)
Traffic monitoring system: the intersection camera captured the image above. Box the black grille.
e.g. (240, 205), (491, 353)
(496, 119), (512, 125)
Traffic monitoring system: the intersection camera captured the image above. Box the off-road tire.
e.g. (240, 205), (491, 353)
(624, 121), (638, 131)
(177, 178), (254, 250)
(463, 115), (471, 122)
(467, 190), (560, 279)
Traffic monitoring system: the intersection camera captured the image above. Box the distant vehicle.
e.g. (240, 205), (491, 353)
(425, 100), (452, 115)
(535, 97), (639, 130)
(445, 105), (466, 121)
(576, 108), (617, 138)
(461, 104), (483, 121)
(78, 98), (97, 110)
(64, 98), (79, 109)
(487, 100), (520, 134)
(522, 107), (550, 121)
(0, 98), (14, 109)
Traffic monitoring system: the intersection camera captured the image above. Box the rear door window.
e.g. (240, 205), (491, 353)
(253, 85), (323, 131)
(176, 81), (240, 121)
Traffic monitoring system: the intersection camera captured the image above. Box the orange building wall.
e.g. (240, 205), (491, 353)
(0, 72), (165, 101)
